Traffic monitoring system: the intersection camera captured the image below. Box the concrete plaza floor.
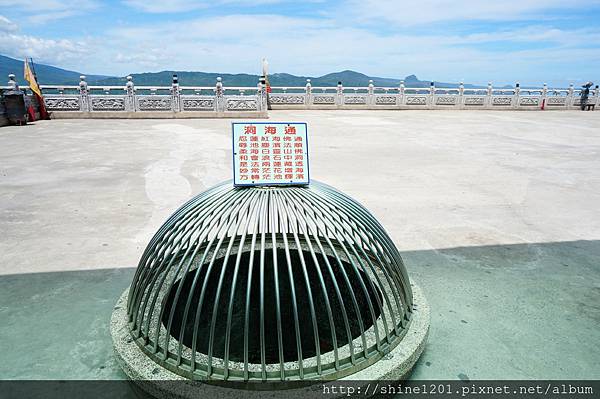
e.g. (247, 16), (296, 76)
(0, 110), (599, 381)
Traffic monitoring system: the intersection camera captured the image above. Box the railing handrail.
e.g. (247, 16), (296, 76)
(1, 84), (584, 92)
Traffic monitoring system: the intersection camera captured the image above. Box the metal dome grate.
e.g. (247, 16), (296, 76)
(126, 180), (414, 381)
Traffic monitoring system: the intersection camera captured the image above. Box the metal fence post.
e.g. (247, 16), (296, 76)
(305, 79), (312, 108)
(215, 77), (224, 112)
(125, 75), (135, 112)
(79, 75), (89, 112)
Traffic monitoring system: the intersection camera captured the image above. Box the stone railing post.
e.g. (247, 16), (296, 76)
(215, 77), (224, 112)
(256, 80), (262, 111)
(567, 83), (574, 109)
(458, 81), (464, 108)
(305, 79), (312, 107)
(487, 82), (493, 107)
(257, 78), (267, 112)
(171, 74), (181, 112)
(368, 80), (374, 105)
(399, 80), (405, 105)
(125, 75), (135, 112)
(514, 82), (520, 109)
(336, 81), (343, 106)
(7, 73), (18, 90)
(541, 83), (547, 109)
(79, 75), (89, 112)
(429, 81), (435, 108)
(595, 85), (600, 108)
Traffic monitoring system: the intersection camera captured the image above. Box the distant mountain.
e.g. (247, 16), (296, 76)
(0, 54), (111, 86)
(0, 53), (488, 88)
(96, 69), (483, 88)
(94, 70), (488, 88)
(93, 69), (406, 87)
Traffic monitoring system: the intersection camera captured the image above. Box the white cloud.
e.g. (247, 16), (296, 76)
(0, 16), (87, 65)
(0, 0), (98, 11)
(343, 0), (600, 25)
(0, 15), (17, 32)
(0, 0), (99, 23)
(0, 33), (87, 63)
(123, 0), (208, 13)
(123, 0), (280, 13)
(85, 13), (600, 87)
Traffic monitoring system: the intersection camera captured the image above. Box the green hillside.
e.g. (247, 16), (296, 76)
(0, 53), (485, 88)
(0, 55), (111, 86)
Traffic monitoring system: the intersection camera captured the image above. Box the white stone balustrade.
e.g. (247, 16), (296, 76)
(3, 74), (598, 117)
(3, 75), (267, 118)
(266, 81), (597, 110)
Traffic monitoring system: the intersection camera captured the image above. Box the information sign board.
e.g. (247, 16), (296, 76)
(232, 122), (309, 186)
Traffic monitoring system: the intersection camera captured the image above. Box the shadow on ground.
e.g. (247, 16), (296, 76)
(0, 240), (598, 382)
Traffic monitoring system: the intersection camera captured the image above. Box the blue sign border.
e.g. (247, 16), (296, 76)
(232, 122), (310, 187)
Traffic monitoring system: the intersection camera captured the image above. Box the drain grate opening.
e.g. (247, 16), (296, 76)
(162, 247), (383, 363)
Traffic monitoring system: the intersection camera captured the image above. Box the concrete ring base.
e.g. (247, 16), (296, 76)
(110, 282), (430, 398)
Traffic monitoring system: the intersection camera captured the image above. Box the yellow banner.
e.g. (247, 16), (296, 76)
(24, 59), (42, 98)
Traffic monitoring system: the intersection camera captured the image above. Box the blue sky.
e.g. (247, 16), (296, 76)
(0, 0), (599, 86)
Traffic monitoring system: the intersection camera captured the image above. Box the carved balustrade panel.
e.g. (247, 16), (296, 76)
(181, 95), (215, 111)
(374, 95), (397, 105)
(546, 97), (567, 106)
(44, 96), (81, 111)
(226, 96), (258, 111)
(519, 97), (540, 106)
(90, 95), (126, 111)
(269, 94), (305, 105)
(312, 95), (336, 105)
(435, 96), (456, 105)
(405, 96), (427, 105)
(343, 95), (368, 105)
(463, 96), (485, 106)
(492, 97), (512, 106)
(136, 95), (173, 111)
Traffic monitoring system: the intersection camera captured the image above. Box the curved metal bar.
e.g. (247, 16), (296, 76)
(223, 192), (263, 379)
(268, 190), (285, 380)
(242, 192), (266, 380)
(290, 187), (381, 353)
(272, 190), (305, 378)
(207, 191), (263, 376)
(159, 189), (251, 357)
(274, 190), (322, 374)
(315, 182), (413, 311)
(189, 190), (256, 373)
(129, 183), (231, 329)
(303, 187), (398, 339)
(279, 189), (339, 370)
(137, 186), (241, 342)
